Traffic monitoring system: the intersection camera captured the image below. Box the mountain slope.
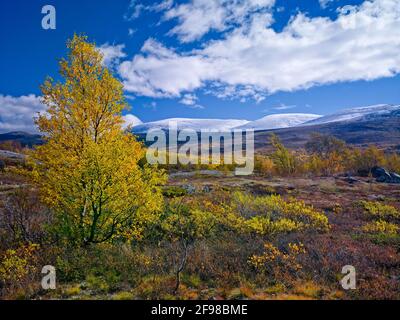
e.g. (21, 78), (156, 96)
(122, 114), (142, 129)
(0, 131), (43, 147)
(304, 104), (400, 126)
(253, 109), (400, 150)
(132, 118), (250, 133)
(235, 113), (321, 131)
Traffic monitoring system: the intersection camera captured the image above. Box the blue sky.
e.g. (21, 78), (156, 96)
(1, 0), (400, 132)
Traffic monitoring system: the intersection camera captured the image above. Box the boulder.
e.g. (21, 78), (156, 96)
(389, 172), (400, 183)
(371, 166), (400, 184)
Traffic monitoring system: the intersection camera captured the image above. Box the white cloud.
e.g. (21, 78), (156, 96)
(118, 0), (400, 102)
(319, 0), (336, 9)
(118, 38), (212, 98)
(272, 103), (296, 110)
(122, 114), (143, 129)
(179, 93), (205, 108)
(179, 93), (198, 105)
(0, 94), (46, 133)
(164, 0), (276, 42)
(125, 0), (173, 20)
(98, 43), (127, 68)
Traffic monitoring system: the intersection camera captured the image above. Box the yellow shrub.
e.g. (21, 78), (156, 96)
(255, 155), (275, 176)
(0, 243), (39, 283)
(248, 242), (306, 279)
(384, 153), (400, 173)
(230, 192), (330, 236)
(360, 201), (400, 220)
(352, 146), (385, 175)
(362, 220), (399, 236)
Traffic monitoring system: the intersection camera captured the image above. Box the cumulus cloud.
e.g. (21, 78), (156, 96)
(98, 43), (127, 68)
(118, 0), (400, 102)
(118, 38), (212, 98)
(164, 0), (276, 42)
(0, 94), (46, 133)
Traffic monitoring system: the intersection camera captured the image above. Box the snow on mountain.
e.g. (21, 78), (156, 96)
(129, 104), (400, 133)
(304, 104), (400, 126)
(132, 118), (250, 133)
(234, 114), (322, 131)
(122, 114), (142, 129)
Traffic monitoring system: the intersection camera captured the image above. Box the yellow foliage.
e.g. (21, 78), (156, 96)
(0, 243), (39, 283)
(384, 153), (400, 173)
(230, 192), (330, 235)
(360, 201), (400, 220)
(269, 134), (297, 176)
(248, 242), (306, 276)
(24, 35), (166, 245)
(362, 220), (399, 236)
(255, 155), (275, 176)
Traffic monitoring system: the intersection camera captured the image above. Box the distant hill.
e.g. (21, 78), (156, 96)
(132, 118), (250, 133)
(235, 113), (321, 131)
(303, 104), (400, 126)
(254, 108), (400, 150)
(1, 104), (399, 150)
(0, 132), (43, 147)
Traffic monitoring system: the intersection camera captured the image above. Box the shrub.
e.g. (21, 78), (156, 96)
(352, 146), (385, 176)
(269, 134), (297, 176)
(157, 200), (219, 292)
(362, 220), (399, 236)
(229, 192), (330, 236)
(1, 188), (52, 245)
(359, 201), (400, 221)
(305, 133), (346, 159)
(0, 243), (39, 297)
(248, 242), (306, 284)
(162, 186), (188, 198)
(384, 153), (400, 173)
(254, 155), (275, 176)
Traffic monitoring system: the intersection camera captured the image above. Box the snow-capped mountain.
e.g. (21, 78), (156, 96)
(304, 104), (400, 126)
(132, 118), (250, 133)
(235, 113), (322, 131)
(122, 114), (142, 129)
(128, 104), (400, 134)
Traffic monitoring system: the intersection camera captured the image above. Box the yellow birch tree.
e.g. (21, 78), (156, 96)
(27, 35), (166, 245)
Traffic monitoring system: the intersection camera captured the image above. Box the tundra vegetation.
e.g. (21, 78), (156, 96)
(0, 36), (399, 300)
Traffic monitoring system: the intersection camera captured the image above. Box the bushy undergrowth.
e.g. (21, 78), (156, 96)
(255, 134), (400, 177)
(0, 185), (333, 299)
(357, 201), (400, 247)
